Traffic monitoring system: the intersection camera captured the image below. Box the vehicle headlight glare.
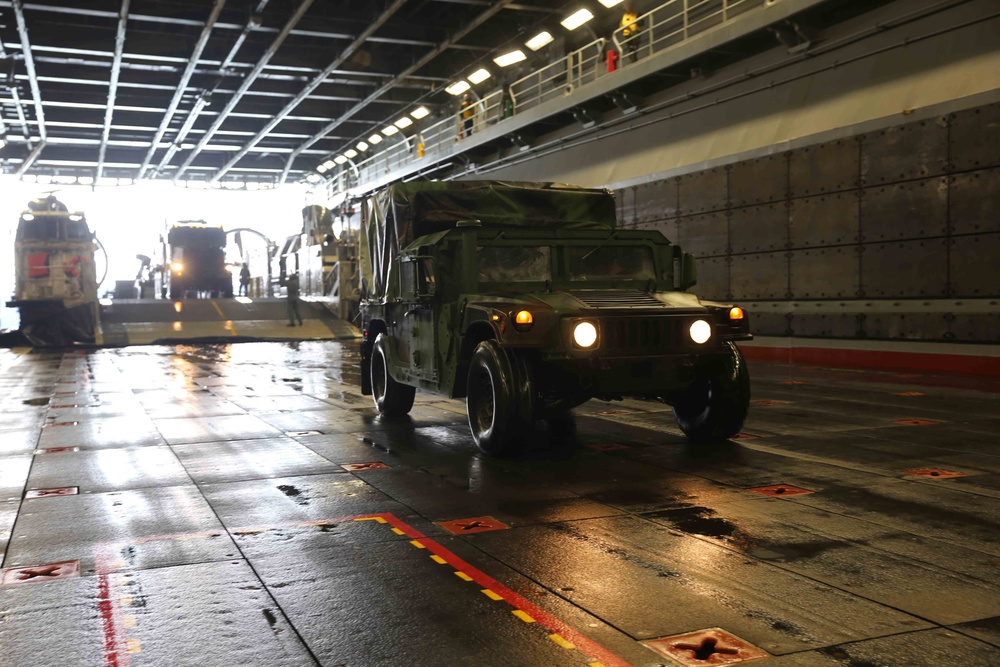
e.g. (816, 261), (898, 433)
(573, 321), (598, 348)
(690, 319), (712, 344)
(170, 262), (184, 273)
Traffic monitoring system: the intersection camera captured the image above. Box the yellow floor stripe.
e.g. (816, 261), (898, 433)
(410, 540), (426, 549)
(210, 300), (225, 318)
(430, 555), (447, 565)
(120, 596), (133, 606)
(589, 662), (606, 667)
(391, 527), (405, 535)
(354, 517), (387, 523)
(548, 634), (575, 650)
(454, 571), (473, 581)
(512, 610), (536, 623)
(481, 589), (503, 601)
(123, 615), (137, 628)
(127, 638), (142, 654)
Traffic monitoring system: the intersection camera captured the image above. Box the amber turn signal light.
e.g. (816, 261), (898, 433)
(513, 310), (533, 332)
(729, 307), (744, 320)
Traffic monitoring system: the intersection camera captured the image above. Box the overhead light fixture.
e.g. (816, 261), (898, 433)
(356, 141), (369, 152)
(598, 0), (625, 7)
(317, 162), (329, 173)
(306, 173), (321, 183)
(368, 133), (382, 144)
(382, 125), (399, 136)
(335, 155), (348, 164)
(344, 148), (357, 159)
(494, 50), (526, 67)
(394, 116), (413, 129)
(411, 106), (430, 119)
(468, 68), (491, 84)
(446, 80), (471, 96)
(561, 9), (594, 30)
(323, 159), (335, 170)
(526, 31), (553, 51)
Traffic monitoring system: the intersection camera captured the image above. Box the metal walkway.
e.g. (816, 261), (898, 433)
(1, 342), (998, 666)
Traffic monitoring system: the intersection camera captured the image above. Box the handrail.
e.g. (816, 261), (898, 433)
(332, 0), (767, 196)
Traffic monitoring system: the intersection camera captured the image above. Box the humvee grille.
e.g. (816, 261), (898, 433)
(571, 290), (666, 309)
(601, 317), (687, 355)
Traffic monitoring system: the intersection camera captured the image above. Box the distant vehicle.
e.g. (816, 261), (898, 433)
(6, 194), (99, 345)
(165, 222), (232, 299)
(358, 181), (753, 455)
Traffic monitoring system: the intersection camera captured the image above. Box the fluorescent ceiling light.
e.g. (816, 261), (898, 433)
(344, 148), (357, 159)
(411, 106), (430, 119)
(561, 9), (594, 30)
(445, 80), (471, 95)
(316, 163), (328, 173)
(394, 116), (413, 129)
(468, 68), (491, 84)
(368, 133), (382, 144)
(323, 159), (335, 170)
(382, 125), (399, 136)
(335, 155), (348, 164)
(598, 0), (624, 7)
(356, 141), (369, 151)
(526, 31), (553, 51)
(494, 50), (526, 67)
(305, 173), (321, 183)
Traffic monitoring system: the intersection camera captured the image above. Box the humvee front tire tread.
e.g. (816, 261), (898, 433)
(673, 342), (750, 443)
(372, 333), (415, 418)
(467, 341), (532, 456)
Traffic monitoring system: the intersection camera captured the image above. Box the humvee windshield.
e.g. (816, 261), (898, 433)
(478, 246), (551, 282)
(567, 245), (656, 282)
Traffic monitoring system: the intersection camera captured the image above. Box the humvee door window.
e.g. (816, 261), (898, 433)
(568, 246), (656, 281)
(399, 260), (417, 295)
(478, 246), (551, 283)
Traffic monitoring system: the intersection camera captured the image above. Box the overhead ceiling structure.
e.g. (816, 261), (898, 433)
(0, 0), (602, 188)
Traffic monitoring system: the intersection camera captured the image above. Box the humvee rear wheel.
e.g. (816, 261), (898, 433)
(371, 333), (415, 418)
(673, 342), (750, 443)
(467, 341), (533, 456)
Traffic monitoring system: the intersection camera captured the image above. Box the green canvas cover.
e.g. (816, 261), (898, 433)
(360, 181), (617, 299)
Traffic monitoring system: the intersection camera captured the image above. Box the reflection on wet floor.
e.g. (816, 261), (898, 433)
(1, 341), (999, 666)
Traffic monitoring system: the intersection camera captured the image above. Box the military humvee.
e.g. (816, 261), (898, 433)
(358, 181), (751, 455)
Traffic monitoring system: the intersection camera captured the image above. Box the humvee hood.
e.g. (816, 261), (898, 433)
(512, 289), (708, 312)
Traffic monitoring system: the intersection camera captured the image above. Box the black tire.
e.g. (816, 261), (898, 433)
(371, 333), (415, 418)
(466, 340), (533, 456)
(673, 342), (750, 443)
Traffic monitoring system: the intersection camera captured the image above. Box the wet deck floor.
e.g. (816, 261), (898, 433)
(1, 342), (998, 667)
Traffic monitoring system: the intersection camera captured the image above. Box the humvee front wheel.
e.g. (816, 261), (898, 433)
(371, 333), (415, 418)
(672, 342), (750, 443)
(466, 341), (533, 456)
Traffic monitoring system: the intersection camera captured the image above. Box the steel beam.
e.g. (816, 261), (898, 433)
(136, 0), (227, 178)
(12, 0), (46, 142)
(96, 0), (129, 182)
(281, 0), (515, 183)
(0, 34), (30, 139)
(16, 138), (45, 176)
(173, 0), (315, 181)
(210, 0), (410, 183)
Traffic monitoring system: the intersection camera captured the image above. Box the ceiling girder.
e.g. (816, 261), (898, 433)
(211, 0), (411, 183)
(95, 0), (130, 182)
(280, 0), (517, 183)
(173, 0), (315, 181)
(136, 0), (228, 178)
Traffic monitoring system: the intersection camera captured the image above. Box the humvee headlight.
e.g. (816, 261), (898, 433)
(573, 321), (598, 348)
(170, 262), (184, 273)
(729, 307), (744, 320)
(689, 319), (712, 344)
(514, 310), (533, 331)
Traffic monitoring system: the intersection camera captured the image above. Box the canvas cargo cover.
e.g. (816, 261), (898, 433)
(360, 181), (617, 299)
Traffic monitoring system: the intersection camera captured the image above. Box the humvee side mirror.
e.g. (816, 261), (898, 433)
(672, 248), (697, 290)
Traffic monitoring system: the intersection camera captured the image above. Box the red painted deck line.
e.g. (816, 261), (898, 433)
(379, 513), (633, 667)
(96, 547), (130, 667)
(93, 513), (632, 667)
(741, 344), (1000, 377)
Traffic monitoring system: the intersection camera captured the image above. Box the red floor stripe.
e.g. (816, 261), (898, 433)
(380, 514), (633, 667)
(97, 573), (128, 667)
(741, 344), (1000, 376)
